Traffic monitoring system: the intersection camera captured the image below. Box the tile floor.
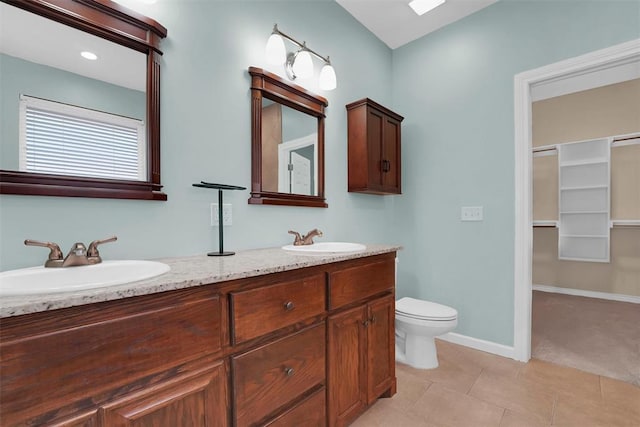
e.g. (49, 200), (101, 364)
(351, 339), (640, 427)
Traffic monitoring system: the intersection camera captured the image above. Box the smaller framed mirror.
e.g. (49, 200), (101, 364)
(248, 67), (328, 208)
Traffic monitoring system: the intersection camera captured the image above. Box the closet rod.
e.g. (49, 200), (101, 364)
(532, 132), (640, 155)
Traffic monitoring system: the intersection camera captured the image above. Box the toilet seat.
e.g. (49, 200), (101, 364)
(396, 297), (457, 321)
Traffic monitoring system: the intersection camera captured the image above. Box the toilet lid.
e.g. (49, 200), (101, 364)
(395, 297), (457, 321)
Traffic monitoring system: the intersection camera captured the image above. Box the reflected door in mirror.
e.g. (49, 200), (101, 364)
(261, 101), (317, 196)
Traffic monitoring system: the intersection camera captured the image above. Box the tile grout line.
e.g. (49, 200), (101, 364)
(466, 367), (485, 395)
(550, 393), (558, 426)
(598, 375), (604, 401)
(497, 407), (507, 427)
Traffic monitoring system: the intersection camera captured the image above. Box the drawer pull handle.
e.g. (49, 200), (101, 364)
(284, 301), (295, 311)
(284, 367), (295, 377)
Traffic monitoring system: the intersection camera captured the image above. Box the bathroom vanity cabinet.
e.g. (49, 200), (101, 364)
(0, 251), (396, 426)
(346, 99), (404, 195)
(327, 259), (396, 427)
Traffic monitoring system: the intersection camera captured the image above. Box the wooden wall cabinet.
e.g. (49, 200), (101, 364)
(346, 99), (404, 195)
(0, 252), (396, 426)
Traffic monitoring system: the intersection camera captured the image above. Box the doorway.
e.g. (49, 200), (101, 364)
(513, 38), (640, 362)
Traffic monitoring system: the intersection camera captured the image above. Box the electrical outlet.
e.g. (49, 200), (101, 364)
(461, 206), (483, 221)
(211, 203), (232, 226)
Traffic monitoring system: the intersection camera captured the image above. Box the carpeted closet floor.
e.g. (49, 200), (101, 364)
(532, 290), (640, 386)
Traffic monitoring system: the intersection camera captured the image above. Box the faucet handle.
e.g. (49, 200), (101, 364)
(24, 239), (63, 261)
(288, 230), (303, 246)
(87, 236), (117, 257)
(302, 228), (323, 245)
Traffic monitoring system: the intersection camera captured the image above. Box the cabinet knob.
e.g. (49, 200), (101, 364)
(370, 316), (377, 324)
(284, 367), (295, 377)
(284, 301), (295, 311)
(362, 320), (369, 327)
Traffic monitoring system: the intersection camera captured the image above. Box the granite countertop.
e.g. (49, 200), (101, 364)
(0, 244), (400, 318)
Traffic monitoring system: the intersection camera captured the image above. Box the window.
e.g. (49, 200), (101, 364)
(19, 95), (146, 181)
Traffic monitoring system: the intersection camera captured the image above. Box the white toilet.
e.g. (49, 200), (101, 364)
(395, 297), (458, 369)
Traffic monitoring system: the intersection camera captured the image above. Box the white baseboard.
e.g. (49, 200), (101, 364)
(533, 284), (640, 304)
(437, 332), (517, 360)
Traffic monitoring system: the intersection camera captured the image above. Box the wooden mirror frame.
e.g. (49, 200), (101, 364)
(248, 67), (328, 208)
(0, 0), (168, 200)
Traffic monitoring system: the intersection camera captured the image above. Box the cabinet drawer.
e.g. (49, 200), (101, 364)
(265, 388), (326, 427)
(232, 324), (326, 427)
(231, 273), (326, 344)
(329, 258), (394, 309)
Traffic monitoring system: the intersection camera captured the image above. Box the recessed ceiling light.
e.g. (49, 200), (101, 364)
(409, 0), (446, 16)
(80, 51), (98, 60)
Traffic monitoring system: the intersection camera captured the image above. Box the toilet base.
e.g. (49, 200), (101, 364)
(395, 333), (439, 370)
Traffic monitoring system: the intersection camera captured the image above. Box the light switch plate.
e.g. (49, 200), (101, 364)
(461, 206), (483, 221)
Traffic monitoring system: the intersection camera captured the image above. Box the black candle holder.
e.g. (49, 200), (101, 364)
(192, 181), (246, 256)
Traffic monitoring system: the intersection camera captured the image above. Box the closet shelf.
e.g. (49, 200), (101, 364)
(560, 185), (608, 191)
(533, 220), (640, 228)
(611, 220), (640, 227)
(532, 220), (557, 228)
(559, 234), (608, 239)
(532, 132), (640, 154)
(559, 158), (608, 167)
(559, 210), (608, 215)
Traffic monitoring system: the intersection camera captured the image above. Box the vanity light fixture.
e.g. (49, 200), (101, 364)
(80, 51), (98, 60)
(408, 0), (446, 16)
(265, 24), (337, 91)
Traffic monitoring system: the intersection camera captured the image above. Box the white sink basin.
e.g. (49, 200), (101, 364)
(282, 242), (366, 253)
(0, 260), (170, 296)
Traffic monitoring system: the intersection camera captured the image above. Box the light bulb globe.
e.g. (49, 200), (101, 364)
(265, 33), (286, 65)
(292, 50), (314, 79)
(319, 63), (337, 90)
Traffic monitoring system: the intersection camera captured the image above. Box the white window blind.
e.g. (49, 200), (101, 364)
(19, 95), (146, 181)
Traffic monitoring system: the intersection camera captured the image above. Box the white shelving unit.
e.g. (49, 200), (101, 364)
(557, 138), (611, 262)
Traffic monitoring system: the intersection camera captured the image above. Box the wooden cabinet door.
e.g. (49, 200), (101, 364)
(99, 361), (228, 427)
(366, 107), (385, 190)
(366, 295), (395, 404)
(381, 116), (401, 193)
(327, 305), (368, 427)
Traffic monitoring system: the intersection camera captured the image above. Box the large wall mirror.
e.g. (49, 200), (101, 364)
(249, 67), (328, 208)
(0, 0), (167, 200)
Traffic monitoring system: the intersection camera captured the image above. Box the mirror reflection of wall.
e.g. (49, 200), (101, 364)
(0, 2), (146, 178)
(261, 100), (318, 196)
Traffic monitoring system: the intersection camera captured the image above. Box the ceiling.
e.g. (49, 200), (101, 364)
(0, 3), (145, 91)
(336, 0), (498, 49)
(1, 0), (497, 88)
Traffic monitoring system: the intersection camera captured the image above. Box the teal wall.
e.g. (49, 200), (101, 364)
(0, 53), (145, 170)
(391, 0), (640, 346)
(0, 1), (395, 271)
(1, 0), (638, 349)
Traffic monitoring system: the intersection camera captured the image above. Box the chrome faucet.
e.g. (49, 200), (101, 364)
(25, 236), (117, 267)
(288, 229), (323, 246)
